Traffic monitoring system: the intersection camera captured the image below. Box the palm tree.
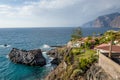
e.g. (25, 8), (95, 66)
(106, 31), (115, 58)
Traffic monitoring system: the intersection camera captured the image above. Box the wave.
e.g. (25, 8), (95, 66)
(41, 44), (50, 49)
(42, 51), (54, 67)
(6, 55), (9, 59)
(0, 44), (11, 48)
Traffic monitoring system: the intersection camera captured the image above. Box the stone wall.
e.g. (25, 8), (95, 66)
(99, 53), (120, 80)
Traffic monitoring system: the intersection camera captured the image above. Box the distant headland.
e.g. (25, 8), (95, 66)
(82, 12), (120, 28)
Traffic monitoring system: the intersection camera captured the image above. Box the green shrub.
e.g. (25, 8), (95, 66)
(71, 69), (83, 78)
(78, 49), (97, 71)
(71, 48), (81, 55)
(79, 58), (89, 70)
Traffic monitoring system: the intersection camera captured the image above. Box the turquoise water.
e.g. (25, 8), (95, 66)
(0, 27), (119, 80)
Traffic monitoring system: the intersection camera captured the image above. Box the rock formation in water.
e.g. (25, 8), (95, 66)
(82, 12), (120, 28)
(9, 48), (46, 66)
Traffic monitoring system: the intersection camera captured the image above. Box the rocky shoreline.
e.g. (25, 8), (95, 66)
(8, 44), (114, 80)
(46, 46), (71, 64)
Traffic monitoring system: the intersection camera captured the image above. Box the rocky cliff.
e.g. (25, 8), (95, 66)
(45, 46), (114, 80)
(9, 48), (46, 66)
(47, 47), (72, 65)
(84, 64), (113, 80)
(82, 12), (120, 28)
(45, 63), (113, 80)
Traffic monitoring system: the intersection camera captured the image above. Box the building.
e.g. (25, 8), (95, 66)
(95, 44), (120, 55)
(95, 44), (120, 80)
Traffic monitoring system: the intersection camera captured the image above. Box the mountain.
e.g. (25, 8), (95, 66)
(82, 12), (120, 28)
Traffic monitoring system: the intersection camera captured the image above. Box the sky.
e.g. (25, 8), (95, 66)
(0, 0), (120, 28)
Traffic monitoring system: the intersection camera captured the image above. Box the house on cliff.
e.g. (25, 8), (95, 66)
(95, 44), (120, 57)
(95, 44), (120, 80)
(95, 43), (120, 64)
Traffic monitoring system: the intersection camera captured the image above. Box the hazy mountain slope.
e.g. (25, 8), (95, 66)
(82, 12), (120, 28)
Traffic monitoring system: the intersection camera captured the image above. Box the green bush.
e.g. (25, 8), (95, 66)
(71, 69), (83, 78)
(79, 58), (89, 70)
(71, 48), (81, 55)
(78, 49), (97, 71)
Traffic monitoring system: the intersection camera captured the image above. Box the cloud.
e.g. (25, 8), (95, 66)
(38, 0), (81, 9)
(0, 0), (81, 17)
(0, 0), (120, 27)
(0, 5), (12, 15)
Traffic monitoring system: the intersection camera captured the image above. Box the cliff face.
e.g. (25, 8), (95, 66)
(45, 63), (113, 80)
(45, 46), (113, 80)
(47, 47), (71, 65)
(85, 64), (113, 80)
(83, 12), (120, 28)
(45, 62), (113, 80)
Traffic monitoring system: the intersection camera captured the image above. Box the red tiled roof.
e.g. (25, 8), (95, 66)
(96, 44), (120, 53)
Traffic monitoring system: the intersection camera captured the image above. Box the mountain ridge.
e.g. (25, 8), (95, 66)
(82, 12), (120, 28)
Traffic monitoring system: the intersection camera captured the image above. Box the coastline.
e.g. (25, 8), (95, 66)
(1, 28), (120, 80)
(6, 29), (120, 80)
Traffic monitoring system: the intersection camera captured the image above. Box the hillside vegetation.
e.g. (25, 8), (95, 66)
(45, 29), (120, 80)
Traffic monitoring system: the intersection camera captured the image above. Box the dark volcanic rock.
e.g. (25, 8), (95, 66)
(51, 58), (61, 65)
(47, 49), (62, 65)
(47, 47), (72, 65)
(9, 48), (46, 66)
(47, 49), (58, 58)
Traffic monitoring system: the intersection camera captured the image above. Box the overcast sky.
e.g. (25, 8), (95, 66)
(0, 0), (120, 28)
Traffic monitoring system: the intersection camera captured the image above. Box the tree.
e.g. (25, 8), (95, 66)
(71, 27), (82, 41)
(105, 31), (115, 58)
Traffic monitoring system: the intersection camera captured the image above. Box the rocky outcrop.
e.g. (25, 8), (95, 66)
(45, 46), (113, 80)
(82, 12), (120, 28)
(45, 45), (114, 80)
(47, 49), (58, 58)
(51, 58), (61, 65)
(45, 63), (114, 80)
(47, 47), (72, 65)
(9, 48), (46, 66)
(45, 61), (68, 80)
(47, 49), (62, 65)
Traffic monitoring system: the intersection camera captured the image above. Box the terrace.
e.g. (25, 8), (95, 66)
(95, 44), (120, 64)
(95, 44), (120, 79)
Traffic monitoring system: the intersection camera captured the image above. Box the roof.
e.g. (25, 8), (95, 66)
(95, 44), (120, 53)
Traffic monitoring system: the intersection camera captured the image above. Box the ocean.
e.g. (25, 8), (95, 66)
(0, 27), (119, 80)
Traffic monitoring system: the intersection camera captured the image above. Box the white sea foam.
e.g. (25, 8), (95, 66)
(45, 63), (51, 67)
(41, 44), (50, 49)
(0, 44), (11, 48)
(6, 55), (9, 59)
(42, 51), (54, 67)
